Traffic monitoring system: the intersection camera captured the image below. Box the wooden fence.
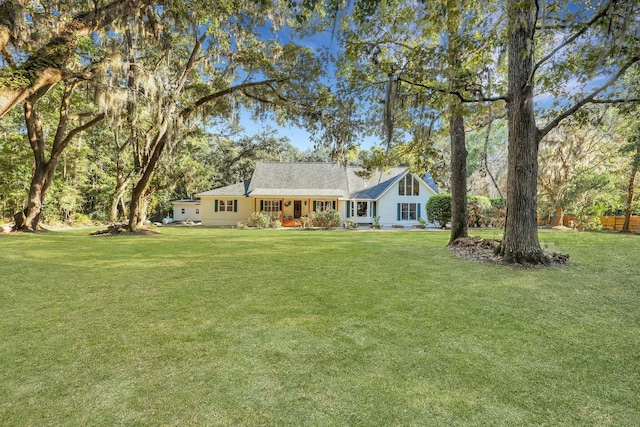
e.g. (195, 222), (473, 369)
(562, 215), (640, 232)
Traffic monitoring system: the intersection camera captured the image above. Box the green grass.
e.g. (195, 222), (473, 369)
(1, 227), (638, 426)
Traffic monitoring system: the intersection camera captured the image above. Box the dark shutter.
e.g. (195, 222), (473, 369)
(313, 201), (317, 211)
(332, 200), (336, 210)
(234, 200), (238, 212)
(215, 200), (218, 212)
(417, 203), (421, 219)
(346, 201), (350, 218)
(373, 201), (377, 217)
(260, 200), (264, 211)
(397, 203), (401, 221)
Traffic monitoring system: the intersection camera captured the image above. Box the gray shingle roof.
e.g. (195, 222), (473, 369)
(248, 162), (350, 197)
(194, 162), (422, 200)
(195, 181), (250, 197)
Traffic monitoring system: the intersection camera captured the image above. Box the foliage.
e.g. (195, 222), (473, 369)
(467, 195), (492, 228)
(565, 167), (622, 230)
(246, 212), (273, 228)
(343, 218), (358, 229)
(426, 194), (452, 228)
(300, 215), (313, 229)
(372, 215), (381, 229)
(312, 209), (341, 229)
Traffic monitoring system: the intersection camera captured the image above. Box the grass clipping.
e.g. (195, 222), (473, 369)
(448, 236), (569, 267)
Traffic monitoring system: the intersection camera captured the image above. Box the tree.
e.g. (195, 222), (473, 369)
(0, 108), (31, 220)
(339, 0), (500, 245)
(13, 81), (104, 230)
(0, 0), (154, 118)
(90, 1), (330, 231)
(500, 0), (640, 263)
(620, 111), (640, 232)
(537, 109), (619, 226)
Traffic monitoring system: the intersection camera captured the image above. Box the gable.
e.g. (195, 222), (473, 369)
(347, 167), (408, 199)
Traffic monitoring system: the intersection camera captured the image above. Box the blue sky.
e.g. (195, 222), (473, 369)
(235, 25), (353, 152)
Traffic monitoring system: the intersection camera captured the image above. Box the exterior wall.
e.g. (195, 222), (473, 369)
(199, 197), (253, 226)
(345, 200), (375, 224)
(377, 177), (436, 227)
(172, 203), (201, 221)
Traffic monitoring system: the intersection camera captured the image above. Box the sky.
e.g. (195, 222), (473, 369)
(232, 24), (356, 152)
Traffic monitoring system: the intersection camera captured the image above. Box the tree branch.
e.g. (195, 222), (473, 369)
(180, 78), (288, 119)
(538, 53), (640, 139)
(397, 77), (508, 103)
(531, 0), (617, 80)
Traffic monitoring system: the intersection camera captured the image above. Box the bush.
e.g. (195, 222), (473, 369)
(372, 216), (381, 229)
(467, 196), (492, 227)
(300, 216), (313, 229)
(343, 218), (358, 229)
(426, 194), (452, 228)
(312, 209), (341, 229)
(247, 212), (271, 228)
(487, 198), (506, 228)
(576, 215), (603, 231)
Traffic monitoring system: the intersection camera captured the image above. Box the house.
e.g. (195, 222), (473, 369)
(176, 162), (438, 227)
(172, 199), (201, 222)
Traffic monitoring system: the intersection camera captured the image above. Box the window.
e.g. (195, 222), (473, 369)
(263, 200), (280, 212)
(219, 200), (234, 212)
(400, 203), (417, 220)
(351, 201), (369, 217)
(398, 175), (419, 196)
(316, 200), (334, 211)
(181, 208), (185, 214)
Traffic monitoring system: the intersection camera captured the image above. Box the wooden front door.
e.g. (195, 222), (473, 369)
(294, 200), (302, 218)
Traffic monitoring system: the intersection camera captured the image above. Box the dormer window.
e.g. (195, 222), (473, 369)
(398, 175), (419, 196)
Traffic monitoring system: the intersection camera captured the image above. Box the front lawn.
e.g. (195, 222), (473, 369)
(0, 228), (638, 426)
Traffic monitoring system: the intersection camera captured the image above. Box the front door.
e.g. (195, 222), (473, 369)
(294, 200), (302, 218)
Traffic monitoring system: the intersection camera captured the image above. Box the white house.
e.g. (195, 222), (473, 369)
(174, 162), (438, 227)
(172, 199), (201, 222)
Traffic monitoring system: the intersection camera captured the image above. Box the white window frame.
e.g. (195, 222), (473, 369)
(398, 175), (419, 196)
(316, 200), (334, 211)
(351, 201), (369, 218)
(263, 200), (280, 212)
(401, 203), (417, 220)
(219, 200), (234, 212)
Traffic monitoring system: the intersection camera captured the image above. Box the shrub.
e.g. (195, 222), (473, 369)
(343, 218), (358, 229)
(487, 198), (506, 228)
(68, 212), (93, 226)
(312, 209), (341, 229)
(300, 216), (313, 229)
(467, 196), (492, 227)
(426, 194), (452, 228)
(576, 215), (603, 231)
(247, 212), (271, 228)
(372, 216), (381, 229)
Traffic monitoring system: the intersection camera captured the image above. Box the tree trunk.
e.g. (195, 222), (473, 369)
(500, 0), (547, 264)
(449, 101), (468, 243)
(13, 162), (56, 231)
(622, 166), (637, 232)
(445, 4), (467, 244)
(550, 203), (564, 227)
(128, 185), (147, 231)
(128, 132), (169, 231)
